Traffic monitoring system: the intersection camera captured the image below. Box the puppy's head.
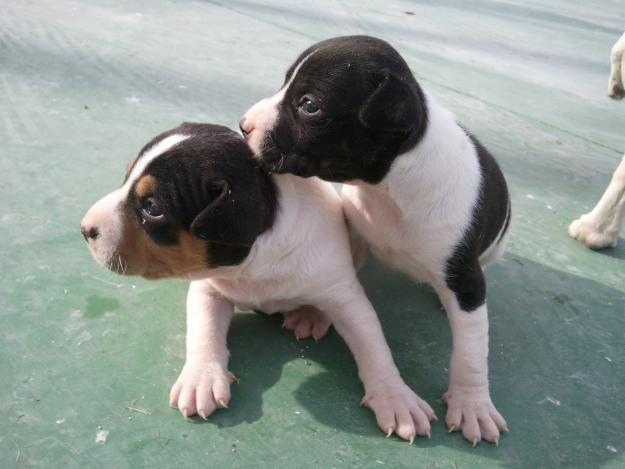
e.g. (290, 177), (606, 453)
(80, 123), (276, 280)
(241, 35), (428, 183)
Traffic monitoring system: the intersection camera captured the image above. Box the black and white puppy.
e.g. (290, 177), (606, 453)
(241, 36), (510, 445)
(80, 123), (437, 442)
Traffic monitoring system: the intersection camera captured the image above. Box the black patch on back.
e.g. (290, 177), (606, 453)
(444, 133), (510, 312)
(256, 35), (428, 184)
(124, 123), (278, 268)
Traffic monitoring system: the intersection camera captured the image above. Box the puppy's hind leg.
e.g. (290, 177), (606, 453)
(569, 154), (625, 249)
(282, 305), (332, 341)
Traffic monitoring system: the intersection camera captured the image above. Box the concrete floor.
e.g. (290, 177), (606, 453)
(1, 1), (624, 467)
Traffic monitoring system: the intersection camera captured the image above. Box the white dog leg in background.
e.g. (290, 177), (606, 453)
(436, 287), (508, 446)
(608, 32), (625, 99)
(169, 280), (236, 419)
(319, 281), (437, 443)
(569, 154), (625, 249)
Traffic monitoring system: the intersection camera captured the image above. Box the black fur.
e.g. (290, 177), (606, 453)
(124, 123), (278, 267)
(259, 35), (428, 183)
(444, 134), (510, 312)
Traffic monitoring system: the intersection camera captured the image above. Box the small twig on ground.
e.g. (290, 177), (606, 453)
(127, 406), (152, 415)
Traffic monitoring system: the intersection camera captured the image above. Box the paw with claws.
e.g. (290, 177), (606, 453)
(569, 214), (619, 249)
(282, 306), (332, 341)
(362, 380), (437, 443)
(443, 387), (508, 446)
(169, 363), (236, 419)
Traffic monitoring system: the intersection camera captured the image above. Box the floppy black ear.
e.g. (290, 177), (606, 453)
(190, 180), (260, 247)
(358, 69), (420, 133)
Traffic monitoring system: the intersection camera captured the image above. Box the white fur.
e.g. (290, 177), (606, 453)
(342, 94), (508, 444)
(570, 32), (625, 248)
(171, 174), (436, 441)
(81, 134), (190, 267)
(569, 154), (625, 248)
(608, 32), (625, 99)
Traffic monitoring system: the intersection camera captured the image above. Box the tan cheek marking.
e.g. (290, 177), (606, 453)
(117, 215), (208, 279)
(135, 175), (156, 198)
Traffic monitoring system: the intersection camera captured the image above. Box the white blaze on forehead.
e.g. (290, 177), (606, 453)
(243, 48), (320, 155)
(81, 132), (191, 268)
(123, 133), (191, 194)
(281, 47), (319, 93)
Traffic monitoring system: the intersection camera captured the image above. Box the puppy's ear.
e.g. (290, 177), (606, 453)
(358, 69), (420, 132)
(190, 180), (259, 247)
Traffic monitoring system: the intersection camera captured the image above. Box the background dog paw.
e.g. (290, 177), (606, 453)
(442, 387), (508, 446)
(568, 215), (619, 249)
(282, 306), (332, 341)
(361, 380), (437, 443)
(169, 363), (235, 419)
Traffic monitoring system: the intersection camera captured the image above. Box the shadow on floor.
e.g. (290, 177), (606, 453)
(195, 254), (624, 467)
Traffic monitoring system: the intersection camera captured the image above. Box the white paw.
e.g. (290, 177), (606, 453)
(362, 380), (437, 443)
(282, 306), (332, 341)
(169, 362), (235, 419)
(568, 215), (619, 249)
(443, 387), (508, 446)
(608, 76), (624, 99)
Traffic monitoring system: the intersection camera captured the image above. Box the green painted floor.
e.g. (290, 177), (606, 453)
(1, 1), (624, 468)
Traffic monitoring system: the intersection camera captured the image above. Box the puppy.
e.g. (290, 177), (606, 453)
(569, 31), (625, 248)
(80, 122), (436, 442)
(241, 36), (510, 445)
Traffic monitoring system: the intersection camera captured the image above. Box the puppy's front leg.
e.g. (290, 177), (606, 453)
(435, 280), (508, 446)
(169, 280), (235, 419)
(320, 281), (436, 442)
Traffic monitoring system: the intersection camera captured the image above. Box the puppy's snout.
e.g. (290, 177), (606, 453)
(80, 224), (99, 241)
(239, 117), (252, 137)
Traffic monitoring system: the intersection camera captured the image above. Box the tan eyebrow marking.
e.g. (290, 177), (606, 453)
(134, 174), (156, 198)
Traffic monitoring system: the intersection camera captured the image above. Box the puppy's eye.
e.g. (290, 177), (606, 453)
(299, 96), (320, 115)
(141, 197), (165, 222)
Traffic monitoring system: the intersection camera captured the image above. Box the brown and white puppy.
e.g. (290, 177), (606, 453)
(81, 122), (436, 442)
(569, 32), (625, 248)
(241, 36), (510, 446)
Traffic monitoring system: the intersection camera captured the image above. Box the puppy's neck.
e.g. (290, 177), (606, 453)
(350, 92), (481, 214)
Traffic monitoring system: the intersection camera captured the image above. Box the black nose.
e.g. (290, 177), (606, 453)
(81, 225), (99, 241)
(239, 117), (249, 136)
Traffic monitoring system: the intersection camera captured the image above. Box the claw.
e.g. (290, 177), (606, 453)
(386, 428), (393, 438)
(426, 431), (431, 440)
(448, 425), (456, 433)
(408, 435), (415, 445)
(472, 438), (479, 448)
(217, 398), (229, 409)
(198, 410), (208, 420)
(181, 407), (189, 418)
(432, 414), (438, 422)
(494, 437), (499, 447)
(502, 425), (509, 433)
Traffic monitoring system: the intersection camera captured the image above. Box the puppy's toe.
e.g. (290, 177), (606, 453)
(443, 387), (507, 446)
(283, 306), (332, 341)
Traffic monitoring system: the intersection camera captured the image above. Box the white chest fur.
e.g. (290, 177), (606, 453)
(342, 93), (482, 283)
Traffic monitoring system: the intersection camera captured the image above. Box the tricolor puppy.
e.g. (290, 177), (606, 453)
(241, 35), (510, 445)
(80, 122), (436, 441)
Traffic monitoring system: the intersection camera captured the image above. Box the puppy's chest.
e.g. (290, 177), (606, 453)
(209, 277), (304, 314)
(343, 186), (448, 281)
